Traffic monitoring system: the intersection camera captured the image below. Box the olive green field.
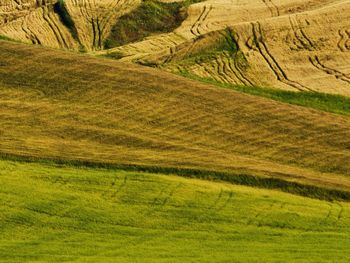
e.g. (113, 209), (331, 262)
(1, 160), (350, 262)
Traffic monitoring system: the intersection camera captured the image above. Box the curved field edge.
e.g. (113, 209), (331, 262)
(1, 159), (350, 262)
(1, 153), (350, 202)
(0, 35), (20, 43)
(177, 71), (350, 116)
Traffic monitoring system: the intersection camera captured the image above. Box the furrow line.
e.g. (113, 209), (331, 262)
(252, 22), (311, 91)
(289, 15), (314, 51)
(337, 29), (350, 52)
(309, 55), (350, 84)
(42, 7), (67, 49)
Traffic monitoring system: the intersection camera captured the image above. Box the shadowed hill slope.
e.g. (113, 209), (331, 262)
(0, 41), (350, 193)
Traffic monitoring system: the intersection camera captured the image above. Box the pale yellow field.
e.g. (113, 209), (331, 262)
(0, 0), (141, 50)
(1, 0), (349, 95)
(163, 0), (350, 96)
(0, 0), (78, 49)
(102, 0), (350, 96)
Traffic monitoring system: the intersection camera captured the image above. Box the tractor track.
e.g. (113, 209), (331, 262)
(262, 0), (280, 17)
(337, 29), (350, 52)
(323, 202), (344, 224)
(21, 17), (41, 44)
(309, 55), (350, 84)
(229, 52), (254, 86)
(190, 5), (212, 37)
(216, 191), (234, 210)
(251, 22), (311, 91)
(215, 55), (236, 83)
(289, 15), (314, 51)
(42, 6), (68, 49)
(111, 175), (128, 198)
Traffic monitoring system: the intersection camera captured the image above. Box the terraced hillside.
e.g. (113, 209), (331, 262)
(1, 159), (350, 262)
(1, 41), (350, 196)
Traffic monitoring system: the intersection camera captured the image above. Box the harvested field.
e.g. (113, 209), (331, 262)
(1, 41), (350, 194)
(162, 0), (350, 96)
(97, 0), (350, 96)
(2, 0), (349, 95)
(0, 0), (141, 50)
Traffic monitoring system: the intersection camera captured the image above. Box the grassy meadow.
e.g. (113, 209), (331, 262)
(1, 159), (350, 262)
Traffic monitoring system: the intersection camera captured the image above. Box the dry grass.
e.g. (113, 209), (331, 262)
(0, 0), (78, 49)
(101, 0), (338, 60)
(0, 0), (141, 51)
(163, 0), (350, 96)
(95, 0), (350, 96)
(2, 1), (349, 95)
(1, 41), (350, 192)
(64, 0), (141, 51)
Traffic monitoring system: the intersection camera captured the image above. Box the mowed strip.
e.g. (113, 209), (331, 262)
(0, 41), (350, 191)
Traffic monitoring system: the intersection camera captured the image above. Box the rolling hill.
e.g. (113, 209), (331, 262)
(1, 0), (349, 95)
(1, 1), (350, 261)
(1, 40), (350, 197)
(161, 0), (350, 96)
(1, 159), (350, 262)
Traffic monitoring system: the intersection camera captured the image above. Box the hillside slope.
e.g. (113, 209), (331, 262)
(100, 0), (350, 96)
(0, 41), (350, 194)
(162, 0), (350, 96)
(0, 0), (141, 50)
(2, 0), (349, 95)
(1, 159), (350, 262)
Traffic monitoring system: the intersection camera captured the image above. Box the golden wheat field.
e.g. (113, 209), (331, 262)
(163, 0), (350, 96)
(1, 41), (350, 193)
(105, 0), (350, 96)
(1, 0), (349, 95)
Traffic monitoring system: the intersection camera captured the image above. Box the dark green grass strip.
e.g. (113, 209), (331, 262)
(104, 0), (203, 49)
(0, 35), (20, 42)
(1, 152), (350, 202)
(178, 72), (350, 117)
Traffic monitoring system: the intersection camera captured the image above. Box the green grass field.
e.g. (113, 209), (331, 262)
(1, 159), (350, 262)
